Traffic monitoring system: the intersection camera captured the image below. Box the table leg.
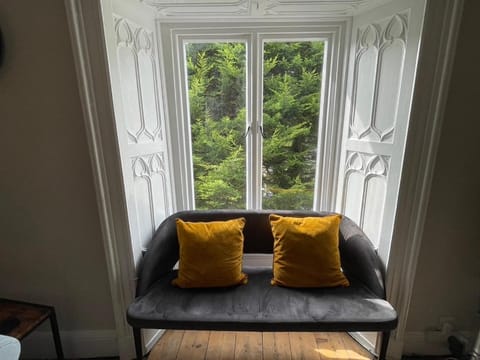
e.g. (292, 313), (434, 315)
(49, 308), (64, 360)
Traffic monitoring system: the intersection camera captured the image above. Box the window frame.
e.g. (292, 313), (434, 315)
(158, 21), (348, 211)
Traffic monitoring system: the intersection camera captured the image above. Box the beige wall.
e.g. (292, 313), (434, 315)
(406, 0), (480, 334)
(0, 0), (115, 334)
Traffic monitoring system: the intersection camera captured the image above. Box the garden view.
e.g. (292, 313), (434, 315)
(186, 41), (324, 210)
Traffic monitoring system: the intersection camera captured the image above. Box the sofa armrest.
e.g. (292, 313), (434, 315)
(136, 215), (180, 297)
(339, 216), (386, 299)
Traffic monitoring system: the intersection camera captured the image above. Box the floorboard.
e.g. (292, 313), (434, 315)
(234, 331), (263, 360)
(206, 331), (236, 360)
(263, 332), (291, 360)
(148, 331), (373, 360)
(175, 330), (210, 360)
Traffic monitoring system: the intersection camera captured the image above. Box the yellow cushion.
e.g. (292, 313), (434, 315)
(270, 214), (350, 288)
(172, 218), (248, 288)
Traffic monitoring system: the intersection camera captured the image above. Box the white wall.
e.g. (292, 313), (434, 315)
(404, 0), (480, 354)
(0, 0), (116, 357)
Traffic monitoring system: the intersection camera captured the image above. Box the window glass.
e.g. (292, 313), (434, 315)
(262, 41), (324, 210)
(185, 42), (247, 209)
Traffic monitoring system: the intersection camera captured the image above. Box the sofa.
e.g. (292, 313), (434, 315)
(127, 210), (398, 360)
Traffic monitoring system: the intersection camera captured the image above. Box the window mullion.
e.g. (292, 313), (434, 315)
(246, 32), (261, 209)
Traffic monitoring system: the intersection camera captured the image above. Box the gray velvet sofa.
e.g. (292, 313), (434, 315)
(127, 210), (397, 360)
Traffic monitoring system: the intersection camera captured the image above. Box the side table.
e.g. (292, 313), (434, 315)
(0, 298), (64, 359)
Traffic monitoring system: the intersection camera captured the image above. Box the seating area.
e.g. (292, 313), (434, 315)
(127, 210), (398, 360)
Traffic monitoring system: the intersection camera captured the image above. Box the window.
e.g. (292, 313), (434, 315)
(161, 23), (344, 211)
(261, 41), (324, 210)
(186, 42), (247, 209)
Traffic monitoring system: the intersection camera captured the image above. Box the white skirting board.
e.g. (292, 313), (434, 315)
(19, 329), (118, 359)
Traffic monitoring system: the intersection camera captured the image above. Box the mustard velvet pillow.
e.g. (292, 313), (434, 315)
(172, 218), (248, 288)
(270, 214), (350, 288)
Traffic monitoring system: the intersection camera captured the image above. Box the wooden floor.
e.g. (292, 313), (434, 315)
(149, 330), (373, 360)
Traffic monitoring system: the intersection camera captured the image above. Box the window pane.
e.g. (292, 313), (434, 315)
(185, 42), (246, 209)
(262, 41), (324, 210)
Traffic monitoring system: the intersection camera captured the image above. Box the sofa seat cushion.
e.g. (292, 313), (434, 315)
(127, 267), (397, 332)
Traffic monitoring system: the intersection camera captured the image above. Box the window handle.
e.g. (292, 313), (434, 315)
(244, 125), (251, 138)
(259, 125), (266, 138)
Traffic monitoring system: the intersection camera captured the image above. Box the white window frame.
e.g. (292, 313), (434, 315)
(159, 21), (349, 211)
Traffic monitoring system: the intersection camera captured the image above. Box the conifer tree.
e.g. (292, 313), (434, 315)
(186, 41), (323, 210)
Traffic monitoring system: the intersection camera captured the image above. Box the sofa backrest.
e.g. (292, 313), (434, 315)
(136, 210), (386, 299)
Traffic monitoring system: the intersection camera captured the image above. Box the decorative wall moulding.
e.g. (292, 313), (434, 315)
(140, 0), (392, 17)
(141, 0), (250, 17)
(345, 151), (390, 177)
(132, 153), (168, 179)
(264, 0), (387, 17)
(349, 10), (408, 143)
(131, 152), (170, 249)
(114, 15), (163, 144)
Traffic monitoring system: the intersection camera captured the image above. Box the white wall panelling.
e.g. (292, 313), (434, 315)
(338, 1), (426, 356)
(349, 12), (407, 143)
(115, 17), (162, 144)
(111, 12), (172, 264)
(142, 0), (392, 18)
(99, 1), (174, 357)
(342, 151), (390, 248)
(337, 0), (426, 265)
(132, 152), (170, 249)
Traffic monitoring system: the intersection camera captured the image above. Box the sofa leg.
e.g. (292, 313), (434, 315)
(133, 327), (143, 360)
(378, 331), (390, 360)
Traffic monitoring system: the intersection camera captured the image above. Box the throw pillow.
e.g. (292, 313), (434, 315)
(172, 217), (248, 288)
(270, 214), (350, 288)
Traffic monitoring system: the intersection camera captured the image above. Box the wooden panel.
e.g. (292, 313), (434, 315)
(148, 330), (184, 360)
(288, 332), (321, 360)
(175, 330), (210, 360)
(335, 333), (371, 360)
(235, 331), (263, 360)
(205, 331), (236, 360)
(149, 330), (373, 359)
(263, 332), (291, 360)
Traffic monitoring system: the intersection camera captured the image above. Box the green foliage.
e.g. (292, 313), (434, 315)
(186, 41), (323, 210)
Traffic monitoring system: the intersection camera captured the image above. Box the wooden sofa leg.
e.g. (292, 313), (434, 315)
(378, 331), (390, 360)
(133, 327), (143, 360)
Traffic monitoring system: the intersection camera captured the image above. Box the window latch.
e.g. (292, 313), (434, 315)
(244, 125), (251, 138)
(259, 125), (266, 138)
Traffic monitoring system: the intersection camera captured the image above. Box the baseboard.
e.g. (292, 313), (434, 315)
(19, 329), (118, 359)
(403, 331), (474, 357)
